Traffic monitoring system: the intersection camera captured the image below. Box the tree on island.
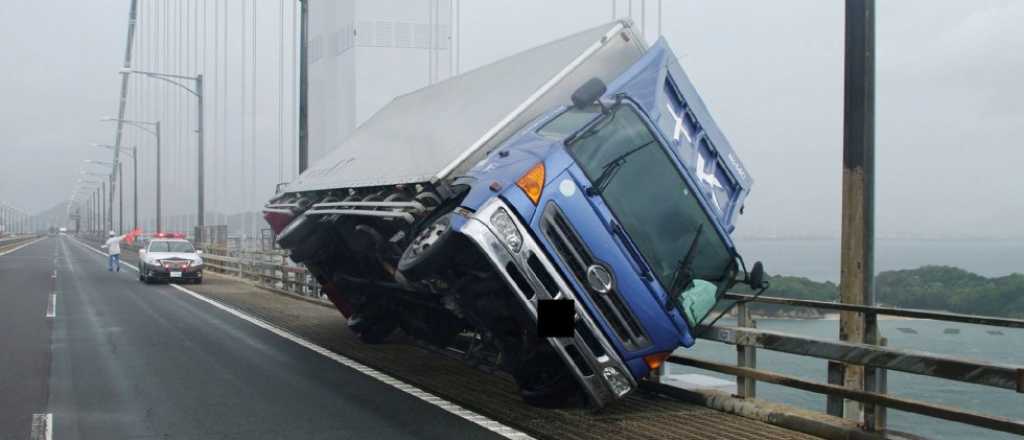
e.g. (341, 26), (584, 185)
(735, 266), (1024, 319)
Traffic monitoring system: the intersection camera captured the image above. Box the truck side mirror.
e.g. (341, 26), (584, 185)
(748, 261), (766, 289)
(571, 78), (607, 110)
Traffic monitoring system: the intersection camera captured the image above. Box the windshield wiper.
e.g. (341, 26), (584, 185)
(666, 223), (703, 311)
(585, 140), (655, 196)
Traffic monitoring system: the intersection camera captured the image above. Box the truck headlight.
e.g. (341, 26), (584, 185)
(602, 367), (632, 397)
(490, 208), (522, 253)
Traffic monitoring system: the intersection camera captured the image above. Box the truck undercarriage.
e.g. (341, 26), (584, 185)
(268, 185), (587, 407)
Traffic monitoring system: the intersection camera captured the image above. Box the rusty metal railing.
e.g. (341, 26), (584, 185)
(661, 293), (1024, 437)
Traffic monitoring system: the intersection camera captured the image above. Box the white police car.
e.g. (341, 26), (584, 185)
(138, 235), (204, 284)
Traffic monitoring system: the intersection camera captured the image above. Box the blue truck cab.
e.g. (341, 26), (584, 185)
(450, 39), (755, 407)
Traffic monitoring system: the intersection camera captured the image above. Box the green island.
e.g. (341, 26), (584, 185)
(732, 266), (1024, 319)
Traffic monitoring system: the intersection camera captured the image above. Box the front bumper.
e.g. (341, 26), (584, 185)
(456, 199), (637, 408)
(144, 263), (203, 281)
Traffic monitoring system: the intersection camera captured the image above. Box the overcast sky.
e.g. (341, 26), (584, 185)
(1, 0), (1021, 238)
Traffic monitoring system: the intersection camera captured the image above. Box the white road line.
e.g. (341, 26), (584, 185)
(0, 236), (47, 257)
(69, 235), (534, 439)
(46, 293), (56, 318)
(167, 283), (535, 440)
(30, 413), (52, 440)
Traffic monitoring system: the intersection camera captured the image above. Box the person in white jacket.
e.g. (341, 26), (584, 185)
(102, 231), (126, 272)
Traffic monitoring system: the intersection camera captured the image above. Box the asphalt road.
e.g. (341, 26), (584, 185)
(0, 236), (507, 440)
(0, 237), (54, 440)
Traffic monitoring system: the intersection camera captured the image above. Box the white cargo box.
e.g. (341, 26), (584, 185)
(285, 20), (646, 193)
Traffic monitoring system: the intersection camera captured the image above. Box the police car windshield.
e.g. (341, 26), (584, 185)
(149, 241), (195, 253)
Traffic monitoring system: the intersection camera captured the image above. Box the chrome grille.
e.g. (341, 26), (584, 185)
(159, 259), (190, 270)
(541, 204), (651, 350)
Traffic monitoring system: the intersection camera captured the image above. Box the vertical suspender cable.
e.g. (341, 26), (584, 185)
(250, 0), (257, 239)
(185, 0), (192, 230)
(241, 0), (247, 238)
(278, 0), (285, 184)
(293, 0), (300, 177)
(455, 0), (460, 75)
(201, 0), (208, 227)
(213, 0), (220, 226)
(176, 0), (183, 230)
(221, 0), (228, 226)
(110, 0), (139, 234)
(641, 0), (645, 38)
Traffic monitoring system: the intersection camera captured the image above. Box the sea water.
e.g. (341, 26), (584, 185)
(670, 318), (1024, 439)
(735, 238), (1024, 283)
(666, 239), (1024, 439)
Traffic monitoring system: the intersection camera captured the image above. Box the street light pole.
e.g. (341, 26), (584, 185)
(197, 74), (204, 243)
(102, 181), (107, 233)
(118, 161), (124, 233)
(101, 119), (162, 232)
(124, 70), (203, 242)
(133, 146), (138, 230)
(156, 121), (162, 233)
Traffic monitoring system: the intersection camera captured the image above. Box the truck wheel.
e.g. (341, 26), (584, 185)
(348, 314), (398, 344)
(514, 346), (583, 408)
(398, 212), (454, 281)
(277, 213), (330, 263)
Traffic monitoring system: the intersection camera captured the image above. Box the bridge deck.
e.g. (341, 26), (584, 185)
(4, 236), (819, 439)
(161, 257), (818, 439)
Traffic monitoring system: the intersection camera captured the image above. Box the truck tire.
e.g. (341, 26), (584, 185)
(514, 346), (583, 408)
(277, 213), (331, 263)
(397, 212), (455, 281)
(347, 313), (398, 344)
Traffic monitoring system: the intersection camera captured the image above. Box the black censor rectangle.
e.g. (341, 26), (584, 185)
(537, 299), (575, 337)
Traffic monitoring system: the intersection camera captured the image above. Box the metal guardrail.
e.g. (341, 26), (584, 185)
(199, 251), (320, 298)
(0, 235), (42, 250)
(80, 234), (323, 300)
(671, 294), (1024, 436)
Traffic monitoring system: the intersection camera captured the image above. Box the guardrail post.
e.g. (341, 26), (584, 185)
(863, 317), (887, 431)
(827, 361), (846, 417)
(736, 302), (757, 398)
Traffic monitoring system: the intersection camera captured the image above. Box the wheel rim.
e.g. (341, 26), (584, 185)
(406, 216), (450, 260)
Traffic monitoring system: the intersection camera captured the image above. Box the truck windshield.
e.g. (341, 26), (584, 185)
(565, 105), (735, 294)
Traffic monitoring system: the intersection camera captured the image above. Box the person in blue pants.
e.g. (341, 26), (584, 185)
(102, 231), (125, 272)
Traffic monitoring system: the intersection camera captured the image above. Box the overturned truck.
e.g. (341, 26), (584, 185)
(264, 20), (764, 409)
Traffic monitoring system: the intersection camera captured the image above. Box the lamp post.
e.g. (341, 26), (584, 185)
(92, 144), (139, 231)
(83, 170), (109, 233)
(101, 119), (161, 232)
(121, 69), (204, 242)
(78, 177), (103, 235)
(85, 159), (119, 232)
